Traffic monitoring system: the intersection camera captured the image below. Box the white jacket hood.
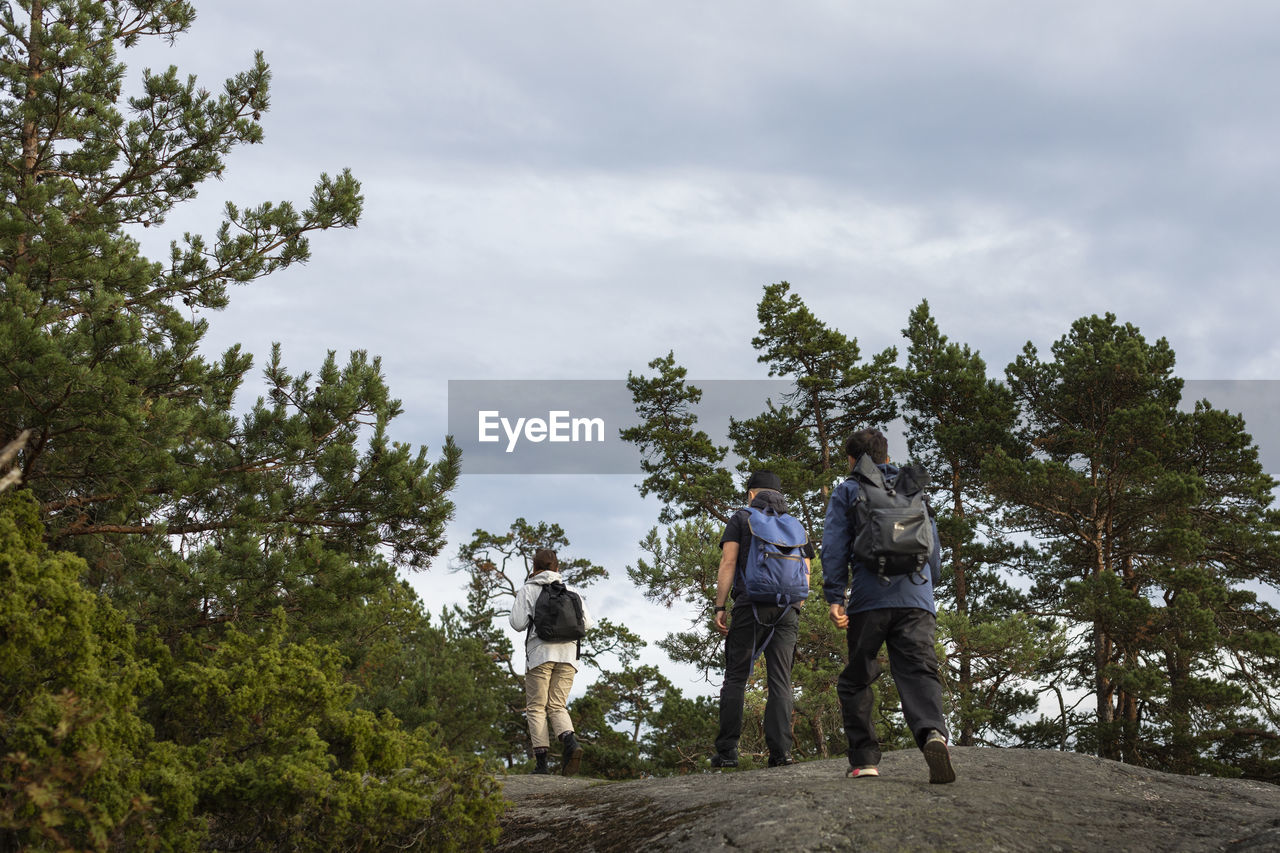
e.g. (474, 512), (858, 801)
(527, 570), (563, 586)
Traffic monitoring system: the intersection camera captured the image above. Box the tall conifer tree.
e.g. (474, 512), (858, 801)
(985, 315), (1280, 775)
(900, 300), (1050, 745)
(730, 281), (898, 530)
(0, 6), (506, 847)
(0, 1), (459, 633)
(623, 283), (901, 761)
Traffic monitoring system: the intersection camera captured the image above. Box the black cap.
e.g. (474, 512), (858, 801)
(746, 471), (782, 493)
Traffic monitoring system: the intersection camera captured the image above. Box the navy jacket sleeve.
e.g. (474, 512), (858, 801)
(821, 480), (854, 604)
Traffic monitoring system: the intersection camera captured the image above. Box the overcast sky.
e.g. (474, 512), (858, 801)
(130, 1), (1280, 697)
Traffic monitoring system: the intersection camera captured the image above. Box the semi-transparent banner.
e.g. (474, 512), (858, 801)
(446, 379), (1280, 476)
(1183, 380), (1280, 476)
(447, 379), (793, 474)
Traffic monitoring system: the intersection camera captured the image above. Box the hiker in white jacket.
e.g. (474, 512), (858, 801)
(509, 548), (595, 775)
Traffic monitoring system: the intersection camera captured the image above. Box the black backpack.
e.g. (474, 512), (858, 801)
(846, 453), (935, 583)
(532, 580), (587, 643)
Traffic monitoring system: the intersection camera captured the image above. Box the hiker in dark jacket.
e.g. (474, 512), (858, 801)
(509, 548), (595, 776)
(822, 428), (956, 783)
(710, 471), (814, 768)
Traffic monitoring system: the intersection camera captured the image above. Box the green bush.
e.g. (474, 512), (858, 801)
(152, 619), (506, 851)
(0, 491), (195, 852)
(0, 492), (505, 851)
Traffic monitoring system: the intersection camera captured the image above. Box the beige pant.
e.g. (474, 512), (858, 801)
(525, 661), (576, 749)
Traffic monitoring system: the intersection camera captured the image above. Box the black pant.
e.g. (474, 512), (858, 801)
(836, 607), (947, 767)
(716, 602), (799, 759)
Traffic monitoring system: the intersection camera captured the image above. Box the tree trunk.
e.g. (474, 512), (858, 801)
(17, 0), (45, 270)
(813, 712), (827, 758)
(1096, 625), (1118, 760)
(952, 469), (975, 746)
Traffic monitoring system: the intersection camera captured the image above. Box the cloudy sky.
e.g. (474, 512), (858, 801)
(131, 1), (1280, 696)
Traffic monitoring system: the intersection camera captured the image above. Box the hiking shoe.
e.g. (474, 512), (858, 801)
(923, 730), (956, 784)
(532, 751), (550, 775)
(709, 753), (739, 768)
(846, 765), (879, 778)
(559, 732), (583, 777)
(767, 753), (796, 767)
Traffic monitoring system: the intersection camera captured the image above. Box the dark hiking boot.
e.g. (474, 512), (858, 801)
(923, 730), (956, 784)
(559, 731), (583, 777)
(532, 751), (549, 775)
(768, 753), (796, 767)
(709, 752), (739, 768)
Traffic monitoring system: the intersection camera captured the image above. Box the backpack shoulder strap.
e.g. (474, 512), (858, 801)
(736, 506), (755, 541)
(849, 478), (866, 504)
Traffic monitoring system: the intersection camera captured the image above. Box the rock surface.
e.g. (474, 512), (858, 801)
(494, 747), (1280, 852)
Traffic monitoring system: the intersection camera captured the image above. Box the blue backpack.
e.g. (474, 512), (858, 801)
(740, 506), (810, 606)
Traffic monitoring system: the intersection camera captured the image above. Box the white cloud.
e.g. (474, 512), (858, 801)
(112, 0), (1280, 701)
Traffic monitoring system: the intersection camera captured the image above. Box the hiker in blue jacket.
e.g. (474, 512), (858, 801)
(711, 471), (814, 769)
(822, 428), (956, 783)
(509, 548), (595, 776)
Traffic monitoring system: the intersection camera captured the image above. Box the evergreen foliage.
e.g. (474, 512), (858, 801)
(622, 283), (907, 762)
(643, 688), (719, 774)
(0, 491), (191, 852)
(151, 618), (502, 852)
(985, 314), (1280, 775)
(788, 559), (849, 758)
(345, 589), (517, 760)
(900, 300), (1052, 745)
(623, 287), (1280, 780)
(620, 353), (736, 524)
(457, 519), (725, 776)
(0, 491), (506, 852)
(732, 281), (898, 529)
(0, 2), (501, 847)
(3, 0), (1275, 811)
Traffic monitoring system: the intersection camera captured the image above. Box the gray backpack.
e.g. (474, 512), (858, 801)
(846, 454), (934, 583)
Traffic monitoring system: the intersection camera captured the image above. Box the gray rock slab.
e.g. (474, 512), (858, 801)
(494, 747), (1280, 852)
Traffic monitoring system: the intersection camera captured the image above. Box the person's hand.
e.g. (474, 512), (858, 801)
(714, 609), (730, 636)
(829, 602), (848, 629)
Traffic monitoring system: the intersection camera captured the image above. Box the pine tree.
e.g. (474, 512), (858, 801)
(900, 300), (1049, 746)
(345, 590), (519, 761)
(620, 351), (737, 524)
(730, 281), (898, 530)
(0, 5), (504, 846)
(787, 561), (849, 758)
(0, 1), (460, 627)
(623, 283), (901, 763)
(643, 687), (719, 775)
(985, 314), (1280, 774)
(0, 490), (193, 850)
